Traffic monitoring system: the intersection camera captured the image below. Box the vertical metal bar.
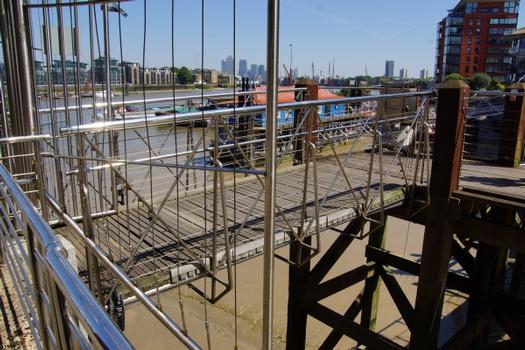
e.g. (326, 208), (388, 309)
(103, 4), (119, 210)
(24, 4), (49, 220)
(262, 0), (279, 348)
(87, 4), (103, 213)
(73, 4), (104, 304)
(42, 0), (67, 214)
(211, 117), (219, 298)
(0, 0), (22, 150)
(25, 226), (52, 349)
(7, 0), (34, 178)
(56, 0), (78, 215)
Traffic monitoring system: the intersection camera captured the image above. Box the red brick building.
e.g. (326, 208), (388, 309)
(435, 0), (519, 82)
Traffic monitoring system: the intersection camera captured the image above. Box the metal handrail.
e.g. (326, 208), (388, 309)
(37, 87), (307, 114)
(60, 90), (433, 135)
(0, 163), (133, 350)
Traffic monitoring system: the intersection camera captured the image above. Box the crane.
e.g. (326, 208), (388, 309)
(283, 64), (293, 86)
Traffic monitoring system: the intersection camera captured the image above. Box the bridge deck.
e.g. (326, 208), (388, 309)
(460, 159), (525, 198)
(53, 154), (525, 292)
(54, 152), (411, 290)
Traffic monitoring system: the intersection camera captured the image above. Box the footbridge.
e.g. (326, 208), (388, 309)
(0, 1), (524, 350)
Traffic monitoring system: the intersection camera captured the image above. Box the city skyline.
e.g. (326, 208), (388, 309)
(25, 0), (525, 79)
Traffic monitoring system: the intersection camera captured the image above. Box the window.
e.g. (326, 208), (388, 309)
(465, 66), (470, 74)
(489, 17), (518, 25)
(469, 18), (474, 25)
(504, 1), (519, 13)
(466, 2), (478, 14)
(466, 47), (472, 54)
(488, 27), (515, 35)
(480, 7), (500, 13)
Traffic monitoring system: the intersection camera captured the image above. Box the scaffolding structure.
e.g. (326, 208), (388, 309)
(0, 1), (524, 350)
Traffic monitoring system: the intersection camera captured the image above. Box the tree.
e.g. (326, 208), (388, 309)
(176, 66), (193, 84)
(415, 78), (433, 88)
(489, 78), (505, 91)
(468, 72), (491, 90)
(445, 73), (464, 81)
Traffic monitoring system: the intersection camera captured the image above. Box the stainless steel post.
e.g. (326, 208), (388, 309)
(262, 0), (279, 348)
(103, 4), (119, 210)
(56, 0), (79, 215)
(4, 0), (34, 177)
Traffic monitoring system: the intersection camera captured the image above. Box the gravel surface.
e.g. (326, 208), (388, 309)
(0, 266), (36, 350)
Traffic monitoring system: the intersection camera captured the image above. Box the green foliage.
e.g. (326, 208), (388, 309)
(414, 78), (433, 88)
(445, 73), (464, 81)
(175, 66), (193, 84)
(468, 73), (491, 90)
(488, 79), (505, 91)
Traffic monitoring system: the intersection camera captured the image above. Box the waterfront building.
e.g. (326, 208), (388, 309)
(239, 59), (248, 77)
(219, 72), (234, 85)
(385, 60), (395, 78)
(50, 59), (89, 85)
(507, 26), (525, 81)
(94, 57), (122, 85)
(33, 60), (46, 86)
(193, 68), (219, 84)
(435, 0), (519, 82)
(193, 71), (203, 85)
(121, 61), (141, 85)
(159, 68), (174, 85)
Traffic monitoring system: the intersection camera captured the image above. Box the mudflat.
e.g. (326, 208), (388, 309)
(125, 217), (468, 349)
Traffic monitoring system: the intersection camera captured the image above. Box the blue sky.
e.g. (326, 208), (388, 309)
(30, 0), (525, 78)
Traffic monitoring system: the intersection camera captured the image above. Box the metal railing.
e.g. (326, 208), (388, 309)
(7, 0), (519, 348)
(0, 163), (132, 350)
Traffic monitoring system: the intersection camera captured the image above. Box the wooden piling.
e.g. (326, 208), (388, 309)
(498, 83), (525, 167)
(411, 80), (470, 349)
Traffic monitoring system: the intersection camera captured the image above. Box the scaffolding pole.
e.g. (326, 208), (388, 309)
(262, 0), (280, 348)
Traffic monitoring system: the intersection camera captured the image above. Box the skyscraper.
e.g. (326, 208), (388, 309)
(258, 64), (266, 80)
(239, 59), (248, 77)
(400, 68), (408, 79)
(420, 68), (429, 79)
(249, 64), (258, 80)
(385, 60), (395, 78)
(221, 55), (234, 75)
(435, 0), (519, 82)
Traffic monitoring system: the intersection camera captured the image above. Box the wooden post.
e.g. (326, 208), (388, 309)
(361, 215), (388, 332)
(499, 83), (525, 167)
(285, 237), (311, 350)
(410, 80), (469, 349)
(294, 80), (319, 164)
(238, 78), (254, 167)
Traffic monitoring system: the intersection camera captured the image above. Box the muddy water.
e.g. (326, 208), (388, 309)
(124, 217), (467, 349)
